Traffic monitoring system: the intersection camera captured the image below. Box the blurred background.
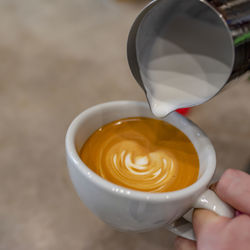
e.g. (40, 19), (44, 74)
(1, 0), (250, 249)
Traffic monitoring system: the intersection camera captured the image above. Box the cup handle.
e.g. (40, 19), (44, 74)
(194, 189), (234, 218)
(167, 189), (235, 240)
(184, 189), (234, 222)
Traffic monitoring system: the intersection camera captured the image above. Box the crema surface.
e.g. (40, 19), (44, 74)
(80, 117), (199, 192)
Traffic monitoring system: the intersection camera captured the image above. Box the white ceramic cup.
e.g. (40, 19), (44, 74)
(65, 101), (234, 240)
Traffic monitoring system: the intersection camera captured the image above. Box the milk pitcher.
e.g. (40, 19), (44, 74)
(127, 0), (250, 105)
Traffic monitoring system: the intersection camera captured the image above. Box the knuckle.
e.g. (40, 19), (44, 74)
(217, 169), (236, 193)
(223, 168), (237, 179)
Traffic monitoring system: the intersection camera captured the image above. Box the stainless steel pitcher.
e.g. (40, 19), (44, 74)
(127, 0), (250, 101)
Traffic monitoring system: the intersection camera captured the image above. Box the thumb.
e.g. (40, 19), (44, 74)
(193, 209), (229, 239)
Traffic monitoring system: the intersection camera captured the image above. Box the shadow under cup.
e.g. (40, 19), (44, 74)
(65, 101), (216, 232)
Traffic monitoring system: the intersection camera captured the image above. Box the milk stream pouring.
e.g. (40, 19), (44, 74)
(141, 40), (231, 117)
(127, 0), (250, 117)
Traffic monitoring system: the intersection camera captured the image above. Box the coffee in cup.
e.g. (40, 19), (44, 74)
(80, 117), (199, 193)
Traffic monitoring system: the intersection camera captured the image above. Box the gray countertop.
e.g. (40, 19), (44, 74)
(1, 0), (250, 249)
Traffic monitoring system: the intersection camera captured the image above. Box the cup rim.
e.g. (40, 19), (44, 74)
(65, 100), (216, 202)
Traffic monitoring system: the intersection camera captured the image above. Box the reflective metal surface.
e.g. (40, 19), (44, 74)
(208, 0), (250, 80)
(127, 0), (250, 104)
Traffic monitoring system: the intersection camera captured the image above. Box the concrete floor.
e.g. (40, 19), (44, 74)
(1, 0), (250, 249)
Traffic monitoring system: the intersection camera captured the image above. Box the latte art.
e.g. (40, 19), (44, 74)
(81, 117), (199, 192)
(101, 140), (178, 192)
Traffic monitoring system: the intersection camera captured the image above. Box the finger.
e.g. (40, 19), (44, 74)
(175, 236), (196, 250)
(216, 169), (250, 215)
(193, 209), (229, 240)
